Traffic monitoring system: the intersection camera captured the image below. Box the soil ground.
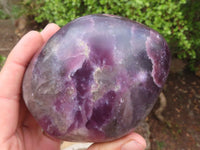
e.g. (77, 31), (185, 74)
(149, 71), (200, 150)
(0, 19), (19, 56)
(0, 19), (200, 150)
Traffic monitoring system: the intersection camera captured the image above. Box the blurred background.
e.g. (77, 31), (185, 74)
(0, 0), (199, 149)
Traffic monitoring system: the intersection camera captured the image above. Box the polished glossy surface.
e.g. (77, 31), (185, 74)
(23, 14), (170, 142)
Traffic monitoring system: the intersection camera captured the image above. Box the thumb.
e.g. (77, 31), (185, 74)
(87, 132), (146, 150)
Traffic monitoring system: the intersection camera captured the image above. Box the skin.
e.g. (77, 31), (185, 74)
(0, 23), (146, 150)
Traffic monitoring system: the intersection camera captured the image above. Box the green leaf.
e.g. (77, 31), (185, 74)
(20, 0), (200, 66)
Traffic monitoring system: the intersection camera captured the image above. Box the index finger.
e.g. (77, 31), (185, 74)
(0, 23), (60, 142)
(0, 23), (60, 100)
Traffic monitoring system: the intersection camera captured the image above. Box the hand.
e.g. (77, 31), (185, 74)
(0, 23), (61, 150)
(87, 132), (146, 150)
(0, 23), (146, 150)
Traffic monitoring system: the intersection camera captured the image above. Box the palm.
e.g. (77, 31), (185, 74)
(0, 23), (146, 150)
(9, 100), (60, 150)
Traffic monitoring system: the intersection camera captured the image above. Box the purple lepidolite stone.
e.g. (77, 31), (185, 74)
(22, 14), (170, 142)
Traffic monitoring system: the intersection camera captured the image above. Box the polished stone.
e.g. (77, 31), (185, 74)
(23, 14), (170, 142)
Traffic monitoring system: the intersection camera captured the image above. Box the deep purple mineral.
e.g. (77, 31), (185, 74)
(23, 14), (170, 142)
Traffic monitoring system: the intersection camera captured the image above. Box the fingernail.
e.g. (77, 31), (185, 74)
(121, 140), (145, 150)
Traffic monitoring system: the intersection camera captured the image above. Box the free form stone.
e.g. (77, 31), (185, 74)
(23, 14), (170, 142)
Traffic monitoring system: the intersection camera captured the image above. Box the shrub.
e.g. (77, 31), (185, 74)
(0, 9), (9, 19)
(0, 56), (6, 69)
(23, 0), (200, 66)
(0, 1), (24, 19)
(181, 1), (200, 69)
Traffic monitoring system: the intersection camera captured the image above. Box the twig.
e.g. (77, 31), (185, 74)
(155, 92), (167, 122)
(0, 48), (10, 51)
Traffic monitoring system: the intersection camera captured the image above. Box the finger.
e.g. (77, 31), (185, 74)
(0, 24), (60, 142)
(40, 23), (60, 42)
(0, 23), (60, 100)
(87, 132), (146, 150)
(0, 31), (44, 100)
(0, 31), (44, 142)
(18, 24), (60, 128)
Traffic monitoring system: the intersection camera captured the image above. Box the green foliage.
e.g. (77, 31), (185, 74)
(0, 3), (25, 20)
(181, 1), (200, 64)
(22, 0), (200, 66)
(11, 4), (25, 19)
(156, 141), (165, 150)
(0, 56), (6, 69)
(0, 9), (9, 19)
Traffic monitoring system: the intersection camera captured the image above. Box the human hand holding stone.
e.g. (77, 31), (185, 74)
(0, 23), (146, 150)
